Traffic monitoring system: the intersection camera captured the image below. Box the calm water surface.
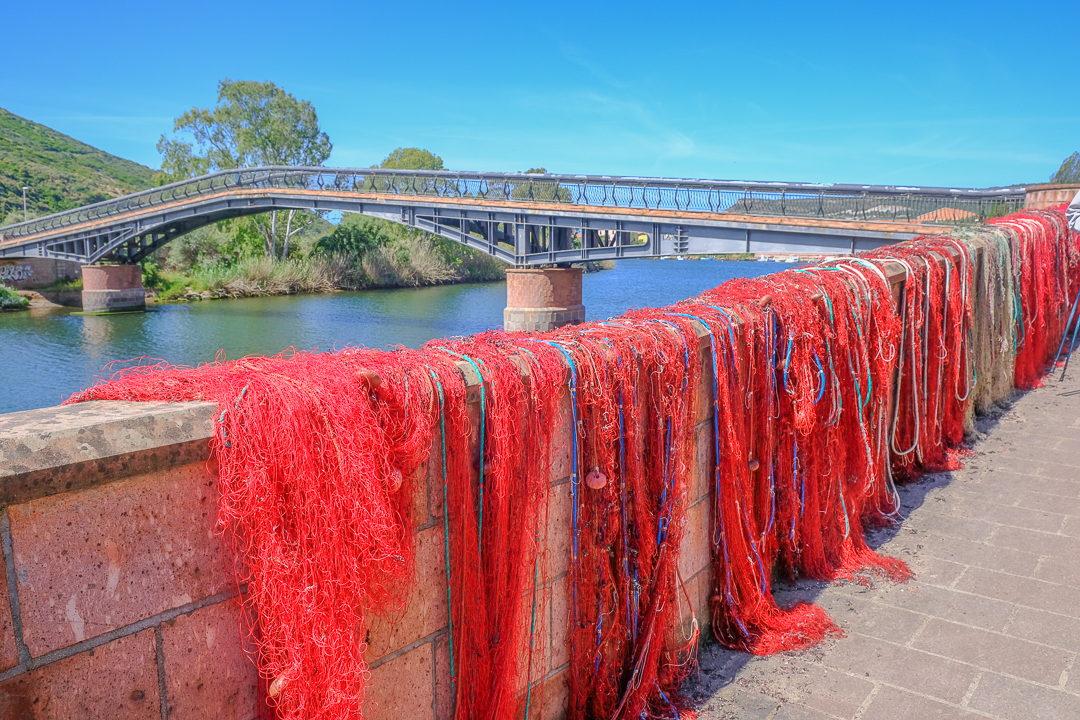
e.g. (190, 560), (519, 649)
(0, 260), (788, 413)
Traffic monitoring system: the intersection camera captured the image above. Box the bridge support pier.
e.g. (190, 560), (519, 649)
(504, 267), (585, 332)
(81, 264), (146, 313)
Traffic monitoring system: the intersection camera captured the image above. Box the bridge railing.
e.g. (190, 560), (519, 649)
(0, 166), (1027, 240)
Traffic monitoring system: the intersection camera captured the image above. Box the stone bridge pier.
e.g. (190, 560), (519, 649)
(503, 267), (585, 332)
(81, 264), (145, 313)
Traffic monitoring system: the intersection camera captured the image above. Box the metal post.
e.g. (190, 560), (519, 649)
(22, 186), (28, 222)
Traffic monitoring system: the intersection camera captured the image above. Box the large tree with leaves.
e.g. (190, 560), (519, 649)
(379, 147), (444, 171)
(157, 79), (332, 259)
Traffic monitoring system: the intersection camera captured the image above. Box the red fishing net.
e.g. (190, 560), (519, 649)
(67, 349), (450, 719)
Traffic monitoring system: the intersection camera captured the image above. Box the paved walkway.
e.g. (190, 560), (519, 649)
(691, 365), (1080, 720)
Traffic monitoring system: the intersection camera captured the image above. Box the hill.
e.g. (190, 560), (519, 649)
(0, 108), (156, 224)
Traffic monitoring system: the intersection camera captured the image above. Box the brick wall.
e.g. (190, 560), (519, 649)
(0, 259), (81, 291)
(0, 401), (256, 720)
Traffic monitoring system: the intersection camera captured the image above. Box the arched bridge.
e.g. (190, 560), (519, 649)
(0, 167), (1026, 267)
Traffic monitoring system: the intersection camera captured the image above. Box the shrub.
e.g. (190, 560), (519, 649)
(0, 283), (29, 309)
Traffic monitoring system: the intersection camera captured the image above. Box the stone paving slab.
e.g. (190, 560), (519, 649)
(690, 364), (1080, 719)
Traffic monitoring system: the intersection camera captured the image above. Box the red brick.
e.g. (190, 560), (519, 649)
(515, 584), (550, 696)
(678, 501), (710, 580)
(161, 600), (258, 720)
(676, 571), (701, 640)
(363, 644), (433, 720)
(426, 431), (445, 520)
(434, 633), (453, 720)
(514, 663), (568, 720)
(694, 355), (715, 425)
(548, 386), (572, 482)
(692, 422), (714, 503)
(549, 575), (570, 671)
(365, 525), (447, 661)
(505, 269), (582, 309)
(80, 264), (142, 291)
(0, 590), (17, 673)
(546, 487), (572, 579)
(694, 567), (714, 632)
(10, 463), (234, 657)
(541, 667), (569, 720)
(0, 629), (158, 719)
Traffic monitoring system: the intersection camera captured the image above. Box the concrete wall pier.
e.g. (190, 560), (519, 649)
(503, 267), (585, 332)
(81, 265), (145, 313)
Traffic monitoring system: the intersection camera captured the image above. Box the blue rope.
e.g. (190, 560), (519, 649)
(218, 383), (249, 449)
(427, 370), (455, 702)
(437, 347), (487, 557)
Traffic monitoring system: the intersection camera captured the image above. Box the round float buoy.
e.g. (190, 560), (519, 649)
(269, 674), (287, 698)
(748, 458), (760, 472)
(387, 468), (403, 493)
(810, 292), (823, 301)
(585, 466), (607, 490)
(356, 368), (382, 389)
(758, 295), (773, 308)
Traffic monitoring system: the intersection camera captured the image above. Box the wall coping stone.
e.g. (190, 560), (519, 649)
(0, 400), (216, 506)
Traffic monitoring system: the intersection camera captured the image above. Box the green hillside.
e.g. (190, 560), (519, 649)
(0, 108), (156, 224)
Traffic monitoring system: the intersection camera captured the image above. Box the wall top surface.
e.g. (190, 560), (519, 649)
(0, 400), (216, 505)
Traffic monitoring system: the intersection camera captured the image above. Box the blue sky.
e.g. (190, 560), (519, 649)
(3, 0), (1075, 188)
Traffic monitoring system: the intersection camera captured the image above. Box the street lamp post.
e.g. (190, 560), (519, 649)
(22, 186), (28, 222)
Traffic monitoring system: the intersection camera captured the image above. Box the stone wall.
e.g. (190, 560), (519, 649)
(0, 357), (715, 719)
(1025, 183), (1080, 211)
(0, 401), (257, 719)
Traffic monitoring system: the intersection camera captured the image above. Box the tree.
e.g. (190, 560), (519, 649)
(156, 79), (333, 259)
(319, 149), (444, 258)
(379, 148), (444, 171)
(1051, 152), (1080, 184)
(512, 168), (570, 203)
(313, 214), (401, 258)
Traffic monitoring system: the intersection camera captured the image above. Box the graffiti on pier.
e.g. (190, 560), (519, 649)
(0, 264), (33, 282)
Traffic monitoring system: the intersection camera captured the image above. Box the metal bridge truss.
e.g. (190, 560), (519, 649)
(0, 167), (1028, 267)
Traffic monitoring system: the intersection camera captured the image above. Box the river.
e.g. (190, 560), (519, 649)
(0, 259), (790, 413)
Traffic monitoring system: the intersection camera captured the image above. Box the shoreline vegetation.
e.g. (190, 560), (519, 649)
(145, 232), (512, 303)
(143, 229), (615, 305)
(0, 282), (29, 310)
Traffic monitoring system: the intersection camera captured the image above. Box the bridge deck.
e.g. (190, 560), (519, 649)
(0, 166), (1024, 266)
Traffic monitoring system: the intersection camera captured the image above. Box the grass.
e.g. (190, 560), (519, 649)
(33, 277), (83, 292)
(0, 107), (156, 223)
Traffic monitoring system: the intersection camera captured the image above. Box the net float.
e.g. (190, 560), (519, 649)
(748, 458), (760, 471)
(269, 674), (287, 698)
(585, 467), (607, 490)
(810, 292), (823, 301)
(758, 294), (773, 307)
(387, 468), (403, 493)
(356, 368), (382, 388)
